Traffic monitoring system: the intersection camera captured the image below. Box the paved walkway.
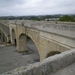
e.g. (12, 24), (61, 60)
(0, 40), (39, 74)
(50, 63), (75, 75)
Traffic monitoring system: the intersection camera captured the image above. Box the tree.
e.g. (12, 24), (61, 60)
(29, 16), (41, 21)
(59, 15), (75, 22)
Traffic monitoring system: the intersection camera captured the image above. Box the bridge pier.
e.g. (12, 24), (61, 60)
(10, 29), (16, 45)
(16, 34), (28, 53)
(16, 42), (27, 53)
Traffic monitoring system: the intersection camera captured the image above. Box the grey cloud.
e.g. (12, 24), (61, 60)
(0, 0), (25, 7)
(0, 0), (75, 16)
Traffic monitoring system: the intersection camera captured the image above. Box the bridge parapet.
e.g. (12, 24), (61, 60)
(1, 20), (75, 32)
(8, 20), (75, 31)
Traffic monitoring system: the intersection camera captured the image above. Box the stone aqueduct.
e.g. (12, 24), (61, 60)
(0, 20), (75, 61)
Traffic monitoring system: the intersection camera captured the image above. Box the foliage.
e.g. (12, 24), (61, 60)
(0, 14), (75, 21)
(29, 16), (41, 21)
(0, 17), (8, 20)
(59, 15), (75, 22)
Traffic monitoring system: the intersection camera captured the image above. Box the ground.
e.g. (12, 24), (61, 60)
(0, 40), (40, 73)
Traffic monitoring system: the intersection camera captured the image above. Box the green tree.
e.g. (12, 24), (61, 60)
(0, 17), (8, 20)
(30, 16), (41, 21)
(59, 15), (75, 22)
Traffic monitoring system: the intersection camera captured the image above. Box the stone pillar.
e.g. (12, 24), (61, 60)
(11, 38), (15, 45)
(5, 35), (7, 46)
(10, 29), (16, 45)
(16, 35), (27, 53)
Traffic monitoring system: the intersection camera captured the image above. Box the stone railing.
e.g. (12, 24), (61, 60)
(8, 20), (75, 31)
(3, 49), (75, 75)
(0, 20), (75, 31)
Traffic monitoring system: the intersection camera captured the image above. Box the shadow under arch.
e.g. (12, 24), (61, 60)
(12, 29), (16, 45)
(27, 34), (40, 57)
(46, 51), (61, 58)
(27, 36), (40, 56)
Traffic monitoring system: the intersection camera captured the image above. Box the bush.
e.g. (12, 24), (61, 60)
(59, 15), (75, 22)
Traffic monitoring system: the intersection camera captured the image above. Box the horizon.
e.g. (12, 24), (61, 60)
(0, 14), (75, 17)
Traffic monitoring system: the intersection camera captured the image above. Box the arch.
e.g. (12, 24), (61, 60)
(18, 33), (40, 59)
(12, 29), (16, 45)
(46, 51), (61, 58)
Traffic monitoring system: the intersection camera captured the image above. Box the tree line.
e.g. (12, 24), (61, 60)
(0, 15), (75, 22)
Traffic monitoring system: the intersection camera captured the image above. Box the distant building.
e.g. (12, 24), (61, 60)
(45, 18), (59, 21)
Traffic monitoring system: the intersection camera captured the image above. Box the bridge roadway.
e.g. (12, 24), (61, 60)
(9, 20), (75, 39)
(0, 23), (10, 36)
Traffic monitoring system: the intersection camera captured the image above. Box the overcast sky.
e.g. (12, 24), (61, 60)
(0, 0), (75, 16)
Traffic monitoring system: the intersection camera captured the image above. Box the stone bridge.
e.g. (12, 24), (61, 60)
(0, 20), (75, 61)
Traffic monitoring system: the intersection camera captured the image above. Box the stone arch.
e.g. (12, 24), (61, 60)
(46, 51), (61, 58)
(18, 32), (40, 59)
(12, 29), (16, 45)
